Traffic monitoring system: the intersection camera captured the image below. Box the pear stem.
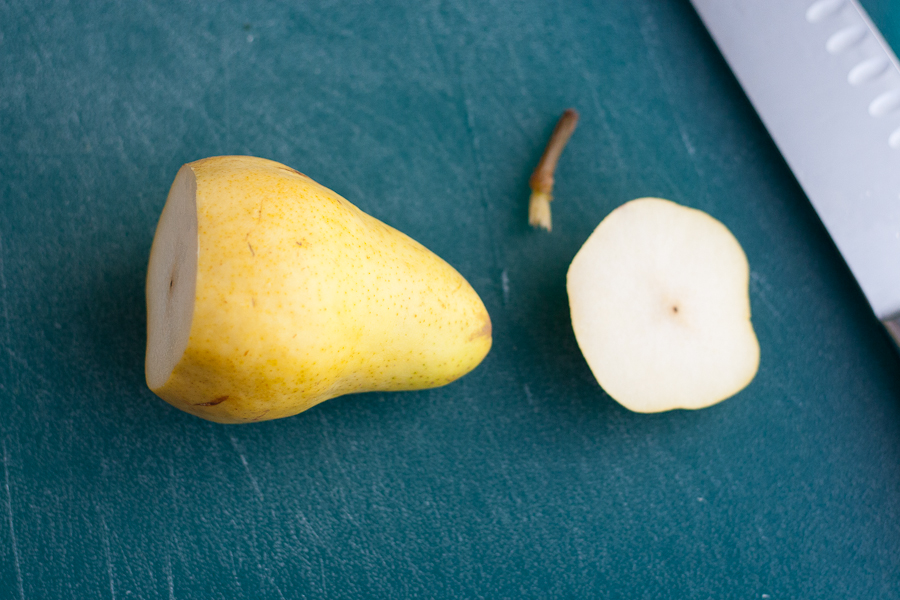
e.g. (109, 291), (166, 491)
(528, 108), (579, 232)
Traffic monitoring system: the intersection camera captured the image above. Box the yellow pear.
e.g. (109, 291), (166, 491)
(145, 156), (491, 423)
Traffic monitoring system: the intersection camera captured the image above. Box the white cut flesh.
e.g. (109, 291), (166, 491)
(145, 165), (198, 390)
(567, 198), (759, 412)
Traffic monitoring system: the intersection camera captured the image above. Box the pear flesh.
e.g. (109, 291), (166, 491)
(567, 198), (759, 413)
(146, 156), (492, 423)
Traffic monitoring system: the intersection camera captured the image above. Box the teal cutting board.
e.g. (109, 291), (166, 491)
(2, 1), (900, 597)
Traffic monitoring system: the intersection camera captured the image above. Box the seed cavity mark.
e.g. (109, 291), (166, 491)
(827, 25), (867, 54)
(848, 56), (889, 85)
(196, 395), (229, 406)
(889, 126), (900, 149)
(806, 0), (845, 23)
(869, 90), (900, 117)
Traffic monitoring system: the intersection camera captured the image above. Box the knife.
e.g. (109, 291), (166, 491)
(689, 0), (900, 346)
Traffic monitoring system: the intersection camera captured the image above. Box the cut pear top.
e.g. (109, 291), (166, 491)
(567, 198), (759, 413)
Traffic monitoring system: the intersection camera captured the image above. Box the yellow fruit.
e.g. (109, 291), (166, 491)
(145, 156), (491, 423)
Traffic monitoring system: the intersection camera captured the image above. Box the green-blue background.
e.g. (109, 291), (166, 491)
(2, 1), (900, 597)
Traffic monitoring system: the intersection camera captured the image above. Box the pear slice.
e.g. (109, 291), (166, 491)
(146, 156), (491, 423)
(567, 198), (759, 413)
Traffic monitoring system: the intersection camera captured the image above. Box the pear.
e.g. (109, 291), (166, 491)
(145, 156), (491, 423)
(567, 198), (759, 413)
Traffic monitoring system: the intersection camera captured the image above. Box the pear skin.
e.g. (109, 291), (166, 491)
(146, 156), (491, 423)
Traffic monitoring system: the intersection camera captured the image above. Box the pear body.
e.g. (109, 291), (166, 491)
(146, 156), (491, 423)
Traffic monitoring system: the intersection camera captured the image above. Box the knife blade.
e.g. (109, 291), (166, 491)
(689, 0), (900, 345)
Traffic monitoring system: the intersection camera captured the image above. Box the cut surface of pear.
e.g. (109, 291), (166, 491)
(146, 156), (491, 423)
(567, 198), (759, 413)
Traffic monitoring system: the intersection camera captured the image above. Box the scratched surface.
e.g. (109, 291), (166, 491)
(2, 0), (900, 598)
